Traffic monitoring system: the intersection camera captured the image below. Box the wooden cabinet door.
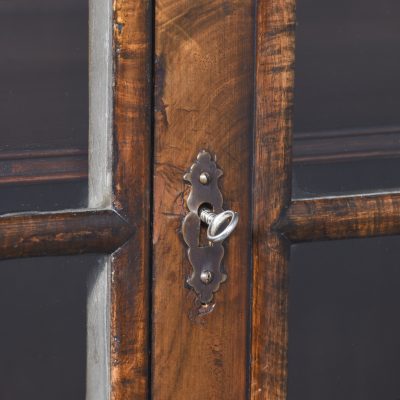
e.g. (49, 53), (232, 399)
(151, 1), (400, 399)
(152, 1), (254, 398)
(0, 1), (151, 399)
(151, 1), (293, 398)
(4, 1), (400, 399)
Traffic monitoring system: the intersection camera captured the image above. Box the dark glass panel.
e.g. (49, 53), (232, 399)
(293, 158), (400, 198)
(0, 255), (99, 400)
(294, 0), (400, 133)
(0, 1), (88, 212)
(0, 0), (88, 151)
(0, 181), (87, 214)
(289, 237), (400, 399)
(293, 0), (400, 196)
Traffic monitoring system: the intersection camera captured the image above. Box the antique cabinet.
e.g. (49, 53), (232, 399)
(1, 0), (400, 399)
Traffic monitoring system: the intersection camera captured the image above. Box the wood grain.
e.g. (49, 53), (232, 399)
(278, 192), (400, 242)
(251, 0), (295, 399)
(153, 1), (254, 398)
(110, 1), (152, 399)
(0, 209), (131, 260)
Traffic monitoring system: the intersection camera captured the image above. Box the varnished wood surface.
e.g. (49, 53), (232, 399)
(110, 1), (152, 399)
(0, 209), (131, 260)
(279, 192), (400, 242)
(153, 1), (254, 398)
(251, 0), (296, 399)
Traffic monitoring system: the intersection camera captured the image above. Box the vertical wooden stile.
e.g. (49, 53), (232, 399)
(251, 0), (296, 398)
(110, 1), (153, 399)
(153, 1), (255, 398)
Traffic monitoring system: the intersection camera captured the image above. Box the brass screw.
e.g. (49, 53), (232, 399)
(199, 172), (210, 185)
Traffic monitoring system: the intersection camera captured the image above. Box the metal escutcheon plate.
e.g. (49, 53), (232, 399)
(182, 151), (238, 305)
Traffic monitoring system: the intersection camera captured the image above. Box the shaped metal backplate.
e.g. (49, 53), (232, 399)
(182, 151), (227, 304)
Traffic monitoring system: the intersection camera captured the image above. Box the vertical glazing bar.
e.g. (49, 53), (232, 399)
(251, 0), (296, 398)
(87, 0), (152, 399)
(89, 0), (114, 209)
(87, 256), (111, 400)
(87, 1), (113, 399)
(111, 1), (153, 400)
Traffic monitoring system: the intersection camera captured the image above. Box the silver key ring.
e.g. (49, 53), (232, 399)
(199, 209), (239, 243)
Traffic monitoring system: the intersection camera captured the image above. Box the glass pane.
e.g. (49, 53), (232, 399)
(293, 159), (400, 198)
(0, 0), (88, 150)
(293, 0), (400, 196)
(0, 0), (89, 212)
(0, 181), (87, 214)
(289, 236), (400, 399)
(0, 255), (100, 400)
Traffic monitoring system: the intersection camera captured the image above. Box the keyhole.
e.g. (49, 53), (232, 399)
(198, 202), (213, 247)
